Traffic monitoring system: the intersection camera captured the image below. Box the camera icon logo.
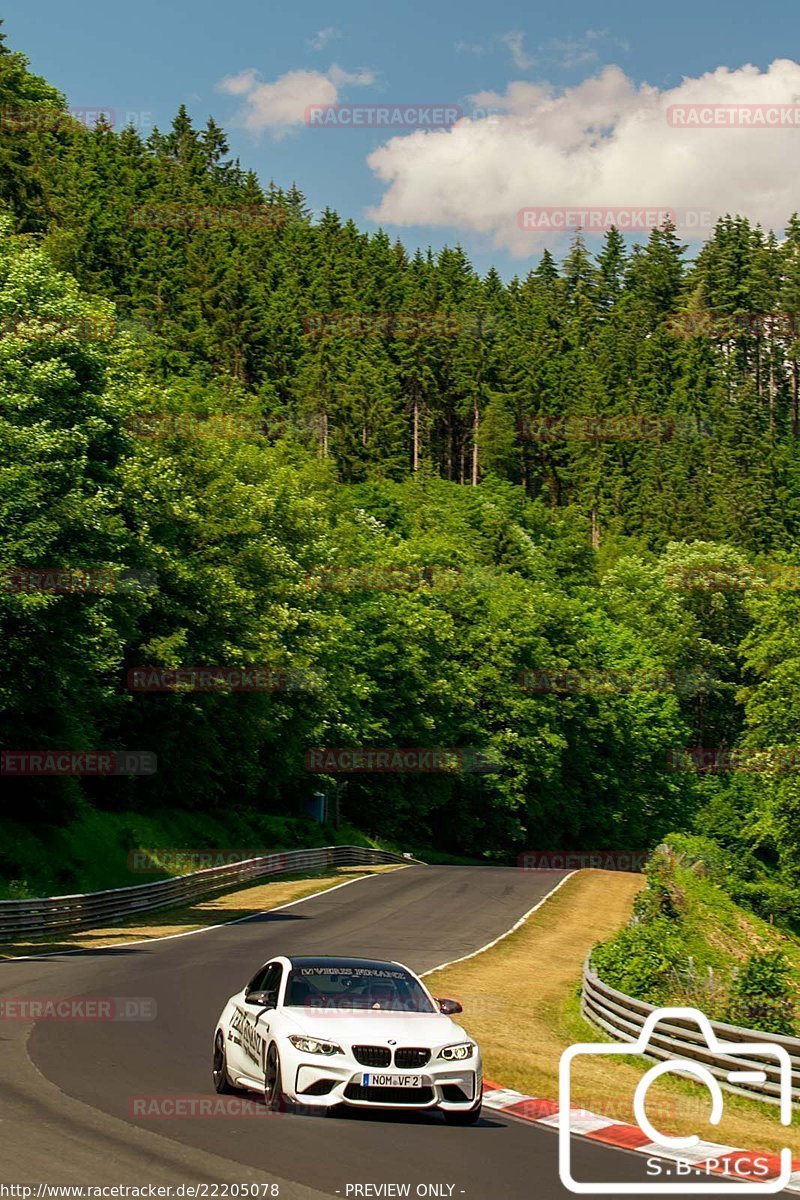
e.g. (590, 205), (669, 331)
(558, 1006), (793, 1194)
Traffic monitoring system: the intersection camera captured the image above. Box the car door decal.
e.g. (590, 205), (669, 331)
(230, 1005), (263, 1067)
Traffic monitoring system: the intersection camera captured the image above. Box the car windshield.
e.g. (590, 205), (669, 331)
(284, 963), (436, 1013)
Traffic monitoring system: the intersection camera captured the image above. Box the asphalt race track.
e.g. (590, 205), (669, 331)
(1, 866), (791, 1198)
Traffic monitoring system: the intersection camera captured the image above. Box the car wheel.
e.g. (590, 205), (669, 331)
(213, 1031), (235, 1094)
(442, 1098), (482, 1125)
(264, 1042), (290, 1112)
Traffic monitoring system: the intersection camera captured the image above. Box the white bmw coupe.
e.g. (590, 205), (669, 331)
(213, 954), (483, 1123)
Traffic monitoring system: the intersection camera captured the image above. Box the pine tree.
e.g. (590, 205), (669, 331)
(595, 227), (627, 314)
(534, 249), (559, 287)
(562, 234), (596, 308)
(780, 214), (800, 436)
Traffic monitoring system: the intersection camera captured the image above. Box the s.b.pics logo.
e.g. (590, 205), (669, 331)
(558, 1007), (793, 1194)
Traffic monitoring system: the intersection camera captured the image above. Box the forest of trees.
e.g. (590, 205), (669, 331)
(1, 25), (799, 916)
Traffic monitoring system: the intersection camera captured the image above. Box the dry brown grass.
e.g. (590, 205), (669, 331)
(0, 865), (402, 958)
(424, 869), (797, 1155)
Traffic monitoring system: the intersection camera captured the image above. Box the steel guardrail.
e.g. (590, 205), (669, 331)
(582, 956), (800, 1108)
(0, 845), (421, 939)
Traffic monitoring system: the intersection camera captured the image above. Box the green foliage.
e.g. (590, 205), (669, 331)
(592, 918), (684, 1004)
(0, 23), (64, 229)
(593, 847), (689, 1002)
(663, 831), (733, 884)
(632, 847), (686, 922)
(1, 32), (800, 547)
(0, 22), (799, 958)
(728, 879), (800, 930)
(593, 838), (800, 1027)
(0, 206), (706, 858)
(726, 951), (796, 1036)
(0, 805), (378, 897)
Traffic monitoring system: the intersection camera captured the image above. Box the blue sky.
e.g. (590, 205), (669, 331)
(4, 0), (799, 277)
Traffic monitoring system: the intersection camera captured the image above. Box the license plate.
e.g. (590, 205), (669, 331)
(361, 1072), (423, 1087)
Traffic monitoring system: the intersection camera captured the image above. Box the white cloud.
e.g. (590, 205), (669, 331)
(218, 68), (259, 97)
(218, 63), (375, 137)
(499, 31), (536, 70)
(587, 28), (630, 52)
(365, 60), (800, 255)
(548, 37), (600, 69)
(458, 28), (627, 71)
(547, 29), (630, 69)
(309, 27), (341, 52)
(327, 63), (375, 87)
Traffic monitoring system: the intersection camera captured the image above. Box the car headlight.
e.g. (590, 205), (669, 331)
(288, 1035), (342, 1056)
(438, 1042), (475, 1061)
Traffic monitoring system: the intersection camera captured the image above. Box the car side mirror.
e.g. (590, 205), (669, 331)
(246, 989), (277, 1009)
(436, 997), (463, 1015)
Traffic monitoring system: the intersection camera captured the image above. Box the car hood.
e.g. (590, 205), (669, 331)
(280, 1008), (468, 1047)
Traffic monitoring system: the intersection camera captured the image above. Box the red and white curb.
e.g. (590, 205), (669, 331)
(482, 1081), (800, 1192)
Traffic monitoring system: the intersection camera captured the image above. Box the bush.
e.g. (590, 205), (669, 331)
(664, 832), (733, 884)
(725, 951), (796, 1036)
(592, 918), (683, 1004)
(0, 879), (35, 900)
(632, 883), (681, 923)
(727, 879), (800, 933)
(631, 845), (686, 922)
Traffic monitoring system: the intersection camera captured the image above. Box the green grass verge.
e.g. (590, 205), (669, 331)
(591, 842), (800, 1027)
(0, 805), (399, 897)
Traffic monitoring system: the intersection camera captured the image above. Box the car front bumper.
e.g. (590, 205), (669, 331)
(288, 1053), (482, 1110)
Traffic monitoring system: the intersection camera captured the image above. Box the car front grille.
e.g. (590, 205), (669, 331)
(344, 1083), (435, 1105)
(352, 1044), (391, 1067)
(394, 1047), (430, 1068)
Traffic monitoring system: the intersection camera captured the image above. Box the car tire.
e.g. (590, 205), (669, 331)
(264, 1042), (291, 1112)
(442, 1098), (482, 1125)
(213, 1031), (235, 1094)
